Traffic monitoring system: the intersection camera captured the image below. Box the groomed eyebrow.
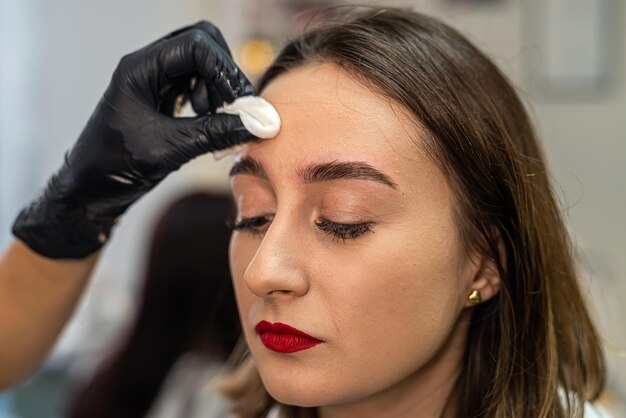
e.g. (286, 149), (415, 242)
(229, 156), (398, 189)
(229, 156), (267, 180)
(298, 160), (398, 189)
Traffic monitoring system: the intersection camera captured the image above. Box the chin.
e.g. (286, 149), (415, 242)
(261, 372), (373, 409)
(260, 373), (335, 407)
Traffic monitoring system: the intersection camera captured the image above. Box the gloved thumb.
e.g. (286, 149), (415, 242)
(171, 113), (256, 158)
(166, 95), (281, 160)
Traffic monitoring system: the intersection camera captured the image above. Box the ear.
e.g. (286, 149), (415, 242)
(464, 235), (504, 307)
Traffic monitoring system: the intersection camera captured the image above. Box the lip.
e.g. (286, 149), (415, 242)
(255, 320), (324, 353)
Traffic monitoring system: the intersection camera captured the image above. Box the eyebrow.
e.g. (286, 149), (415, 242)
(229, 156), (398, 189)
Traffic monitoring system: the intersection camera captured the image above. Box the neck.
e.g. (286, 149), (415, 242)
(317, 310), (471, 418)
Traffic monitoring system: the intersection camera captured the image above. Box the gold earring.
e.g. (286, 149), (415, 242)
(468, 289), (481, 304)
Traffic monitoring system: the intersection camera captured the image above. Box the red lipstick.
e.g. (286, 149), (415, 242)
(255, 320), (323, 353)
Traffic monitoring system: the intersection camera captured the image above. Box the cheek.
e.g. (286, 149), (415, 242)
(324, 216), (462, 319)
(330, 244), (460, 336)
(315, 222), (465, 388)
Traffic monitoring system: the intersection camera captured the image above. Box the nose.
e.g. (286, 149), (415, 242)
(243, 215), (310, 300)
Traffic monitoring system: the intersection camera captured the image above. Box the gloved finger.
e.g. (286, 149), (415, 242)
(206, 84), (226, 114)
(159, 76), (192, 116)
(190, 77), (210, 115)
(160, 20), (233, 57)
(190, 78), (226, 115)
(171, 113), (257, 155)
(155, 29), (255, 102)
(189, 21), (233, 57)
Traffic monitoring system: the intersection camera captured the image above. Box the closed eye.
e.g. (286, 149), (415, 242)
(231, 215), (374, 243)
(314, 219), (374, 242)
(230, 215), (273, 237)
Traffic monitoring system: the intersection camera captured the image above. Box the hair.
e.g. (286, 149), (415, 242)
(217, 6), (606, 418)
(68, 192), (241, 418)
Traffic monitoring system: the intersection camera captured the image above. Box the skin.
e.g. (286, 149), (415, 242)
(0, 240), (99, 389)
(229, 63), (500, 418)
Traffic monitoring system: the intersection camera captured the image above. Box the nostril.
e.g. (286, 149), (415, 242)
(267, 289), (295, 297)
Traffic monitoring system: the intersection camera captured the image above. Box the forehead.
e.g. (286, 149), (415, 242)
(244, 63), (433, 189)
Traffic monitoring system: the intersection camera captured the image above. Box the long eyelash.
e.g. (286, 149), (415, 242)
(315, 219), (374, 242)
(230, 215), (273, 236)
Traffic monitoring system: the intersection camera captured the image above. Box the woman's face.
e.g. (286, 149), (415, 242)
(229, 63), (479, 409)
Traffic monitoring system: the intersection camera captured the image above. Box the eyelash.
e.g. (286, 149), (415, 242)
(230, 215), (273, 238)
(230, 215), (374, 242)
(314, 219), (373, 242)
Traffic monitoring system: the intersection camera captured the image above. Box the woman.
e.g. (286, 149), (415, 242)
(68, 193), (241, 418)
(219, 6), (608, 418)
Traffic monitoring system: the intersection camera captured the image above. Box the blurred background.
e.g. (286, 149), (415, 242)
(0, 0), (624, 416)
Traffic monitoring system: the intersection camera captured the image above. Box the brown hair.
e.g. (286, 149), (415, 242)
(217, 6), (606, 418)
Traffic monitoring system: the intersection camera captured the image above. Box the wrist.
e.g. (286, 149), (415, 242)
(12, 191), (117, 260)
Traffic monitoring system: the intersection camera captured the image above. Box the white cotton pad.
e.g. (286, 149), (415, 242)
(217, 95), (281, 138)
(213, 96), (281, 160)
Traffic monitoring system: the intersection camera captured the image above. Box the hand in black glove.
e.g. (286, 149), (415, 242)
(13, 21), (257, 259)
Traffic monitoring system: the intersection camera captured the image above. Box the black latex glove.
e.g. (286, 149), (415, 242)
(12, 21), (256, 259)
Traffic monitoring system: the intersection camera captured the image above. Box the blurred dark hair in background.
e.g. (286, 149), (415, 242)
(67, 192), (241, 418)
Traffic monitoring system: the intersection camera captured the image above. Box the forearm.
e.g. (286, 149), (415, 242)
(0, 239), (99, 390)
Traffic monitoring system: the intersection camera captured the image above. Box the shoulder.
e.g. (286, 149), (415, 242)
(584, 401), (613, 418)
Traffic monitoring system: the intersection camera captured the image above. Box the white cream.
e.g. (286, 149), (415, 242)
(217, 95), (281, 138)
(213, 95), (281, 160)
